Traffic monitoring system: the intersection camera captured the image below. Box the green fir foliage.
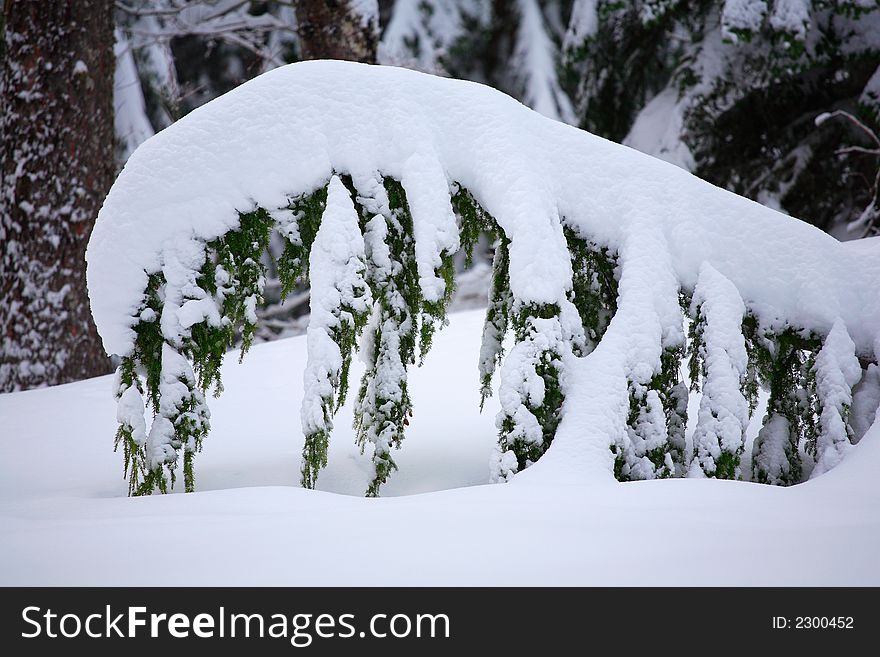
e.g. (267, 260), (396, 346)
(300, 178), (372, 490)
(354, 177), (422, 496)
(656, 345), (688, 474)
(112, 166), (842, 497)
(502, 303), (565, 471)
(564, 226), (618, 354)
(745, 316), (820, 485)
(479, 235), (512, 406)
(419, 250), (455, 361)
(113, 357), (146, 497)
(452, 185), (493, 267)
(278, 186), (327, 296)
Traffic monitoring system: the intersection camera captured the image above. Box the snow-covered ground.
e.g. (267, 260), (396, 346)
(1, 309), (878, 585)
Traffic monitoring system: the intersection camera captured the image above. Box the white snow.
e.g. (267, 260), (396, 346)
(350, 0), (379, 28)
(752, 413), (792, 485)
(379, 0), (481, 74)
(401, 150), (460, 302)
(301, 176), (371, 440)
(1, 309), (879, 585)
(861, 64), (880, 112)
(510, 0), (577, 124)
(769, 0), (811, 41)
(563, 0), (598, 51)
(147, 343), (208, 467)
(623, 87), (694, 171)
(115, 385), (147, 448)
(492, 316), (562, 481)
(851, 363), (880, 443)
(114, 30), (154, 162)
(811, 319), (862, 477)
(690, 263), (750, 478)
(722, 0), (768, 42)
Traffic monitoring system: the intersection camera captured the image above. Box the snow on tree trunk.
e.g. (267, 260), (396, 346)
(688, 263), (750, 479)
(810, 319), (861, 478)
(300, 176), (371, 489)
(295, 0), (379, 63)
(1, 0), (114, 392)
(85, 61), (880, 495)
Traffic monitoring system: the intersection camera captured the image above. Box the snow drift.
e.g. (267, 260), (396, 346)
(1, 312), (879, 585)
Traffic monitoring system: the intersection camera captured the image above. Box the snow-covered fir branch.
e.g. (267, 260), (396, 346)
(87, 62), (880, 496)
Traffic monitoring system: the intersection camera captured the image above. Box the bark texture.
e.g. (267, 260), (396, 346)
(295, 0), (378, 63)
(1, 0), (115, 391)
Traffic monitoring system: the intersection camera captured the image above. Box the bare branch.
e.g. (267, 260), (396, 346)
(121, 0), (296, 70)
(818, 109), (880, 237)
(116, 0), (212, 18)
(834, 145), (880, 157)
(815, 109), (880, 149)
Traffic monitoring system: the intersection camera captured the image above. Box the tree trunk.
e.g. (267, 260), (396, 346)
(1, 0), (114, 392)
(295, 0), (378, 63)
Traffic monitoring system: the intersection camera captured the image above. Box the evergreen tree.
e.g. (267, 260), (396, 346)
(85, 43), (879, 498)
(114, 1), (880, 242)
(564, 0), (880, 235)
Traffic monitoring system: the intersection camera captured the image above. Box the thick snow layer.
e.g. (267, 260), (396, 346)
(812, 320), (862, 477)
(88, 60), (880, 364)
(1, 310), (878, 585)
(690, 263), (750, 478)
